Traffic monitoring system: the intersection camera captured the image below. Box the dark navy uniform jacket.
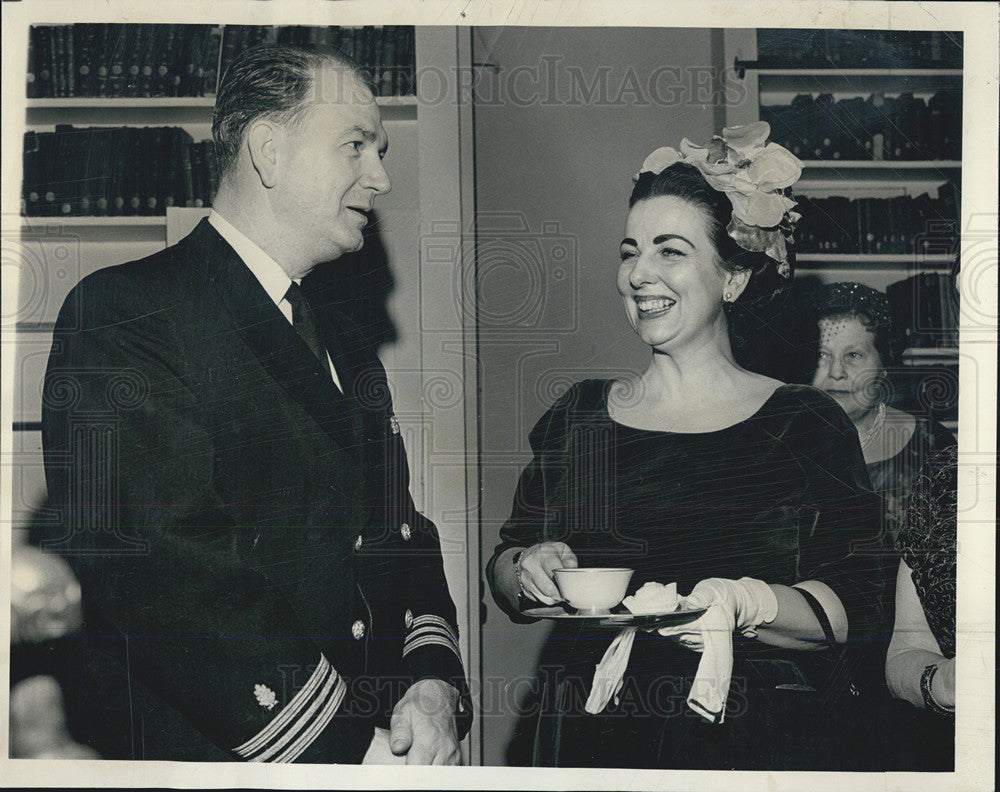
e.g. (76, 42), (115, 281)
(41, 219), (470, 762)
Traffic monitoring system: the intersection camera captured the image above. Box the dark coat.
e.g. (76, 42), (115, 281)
(41, 219), (469, 762)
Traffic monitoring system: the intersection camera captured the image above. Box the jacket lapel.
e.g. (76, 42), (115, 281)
(185, 219), (360, 457)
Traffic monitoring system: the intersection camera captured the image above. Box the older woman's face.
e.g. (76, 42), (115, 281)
(617, 196), (744, 353)
(812, 315), (885, 422)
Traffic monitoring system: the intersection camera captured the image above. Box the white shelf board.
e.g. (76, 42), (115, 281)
(902, 347), (959, 358)
(757, 69), (962, 98)
(799, 160), (961, 170)
(26, 95), (417, 109)
(796, 253), (955, 263)
(26, 97), (217, 108)
(21, 216), (168, 228)
(757, 68), (962, 77)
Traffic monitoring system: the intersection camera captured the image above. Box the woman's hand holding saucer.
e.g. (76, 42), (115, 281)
(517, 542), (578, 604)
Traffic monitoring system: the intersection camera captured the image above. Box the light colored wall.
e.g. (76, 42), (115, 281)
(472, 26), (731, 766)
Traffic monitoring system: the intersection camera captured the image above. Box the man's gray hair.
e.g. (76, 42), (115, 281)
(212, 43), (376, 177)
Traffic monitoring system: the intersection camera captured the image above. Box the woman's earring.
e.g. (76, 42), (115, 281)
(723, 291), (732, 302)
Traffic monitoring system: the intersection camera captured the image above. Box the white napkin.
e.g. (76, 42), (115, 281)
(584, 627), (637, 713)
(584, 582), (677, 714)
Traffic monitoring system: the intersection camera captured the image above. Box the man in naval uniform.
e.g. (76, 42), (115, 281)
(41, 43), (470, 764)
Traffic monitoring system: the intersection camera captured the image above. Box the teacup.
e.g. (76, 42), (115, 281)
(552, 567), (634, 613)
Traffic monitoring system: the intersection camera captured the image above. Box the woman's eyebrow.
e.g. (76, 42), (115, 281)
(652, 233), (693, 246)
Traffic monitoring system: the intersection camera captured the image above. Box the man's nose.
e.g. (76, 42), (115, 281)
(363, 155), (391, 195)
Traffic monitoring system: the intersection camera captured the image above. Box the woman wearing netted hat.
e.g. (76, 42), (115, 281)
(810, 281), (957, 545)
(486, 123), (885, 769)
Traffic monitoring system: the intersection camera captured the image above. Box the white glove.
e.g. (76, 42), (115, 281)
(658, 578), (778, 723)
(658, 577), (778, 647)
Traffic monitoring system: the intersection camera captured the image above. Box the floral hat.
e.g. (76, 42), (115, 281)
(634, 121), (802, 277)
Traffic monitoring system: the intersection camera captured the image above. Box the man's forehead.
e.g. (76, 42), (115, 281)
(302, 65), (375, 107)
(297, 67), (386, 138)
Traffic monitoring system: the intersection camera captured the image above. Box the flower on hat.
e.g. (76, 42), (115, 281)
(634, 121), (802, 274)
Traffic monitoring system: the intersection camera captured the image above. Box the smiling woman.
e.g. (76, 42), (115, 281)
(486, 125), (887, 770)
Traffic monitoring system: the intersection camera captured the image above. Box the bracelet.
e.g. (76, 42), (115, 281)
(512, 549), (528, 596)
(920, 663), (955, 718)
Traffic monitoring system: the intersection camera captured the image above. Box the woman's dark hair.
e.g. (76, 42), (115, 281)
(629, 162), (796, 378)
(815, 281), (905, 366)
(212, 43), (375, 177)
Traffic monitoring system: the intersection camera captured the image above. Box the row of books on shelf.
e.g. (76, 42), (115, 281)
(762, 91), (961, 161)
(794, 187), (958, 255)
(22, 127), (216, 217)
(27, 24), (220, 99)
(886, 273), (960, 349)
(755, 28), (962, 69)
(26, 23), (417, 99)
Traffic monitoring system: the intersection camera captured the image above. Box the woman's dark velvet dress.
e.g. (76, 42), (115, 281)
(489, 381), (885, 770)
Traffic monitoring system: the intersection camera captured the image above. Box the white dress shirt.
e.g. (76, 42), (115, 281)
(208, 211), (342, 391)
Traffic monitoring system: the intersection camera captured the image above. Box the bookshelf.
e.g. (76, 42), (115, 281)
(724, 28), (961, 430)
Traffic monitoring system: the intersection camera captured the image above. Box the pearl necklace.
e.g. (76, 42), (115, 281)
(858, 403), (886, 451)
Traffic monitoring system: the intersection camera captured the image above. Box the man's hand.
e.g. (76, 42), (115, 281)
(388, 678), (461, 765)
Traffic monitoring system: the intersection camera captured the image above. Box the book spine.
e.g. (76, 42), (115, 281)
(202, 26), (223, 96)
(26, 27), (38, 98)
(62, 25), (75, 97)
(53, 126), (75, 217)
(35, 27), (53, 98)
(106, 24), (126, 97)
(123, 25), (143, 97)
(181, 139), (195, 207)
(82, 127), (97, 216)
(72, 127), (91, 216)
(178, 25), (196, 97)
(74, 24), (94, 97)
(92, 24), (110, 97)
(138, 25), (160, 97)
(393, 26), (413, 96)
(379, 27), (396, 97)
(189, 141), (204, 208)
(22, 131), (41, 215)
(51, 24), (65, 98)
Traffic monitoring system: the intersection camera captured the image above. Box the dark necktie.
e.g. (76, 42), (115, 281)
(284, 282), (327, 367)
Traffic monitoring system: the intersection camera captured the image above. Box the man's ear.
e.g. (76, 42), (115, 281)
(725, 267), (751, 302)
(246, 120), (280, 188)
